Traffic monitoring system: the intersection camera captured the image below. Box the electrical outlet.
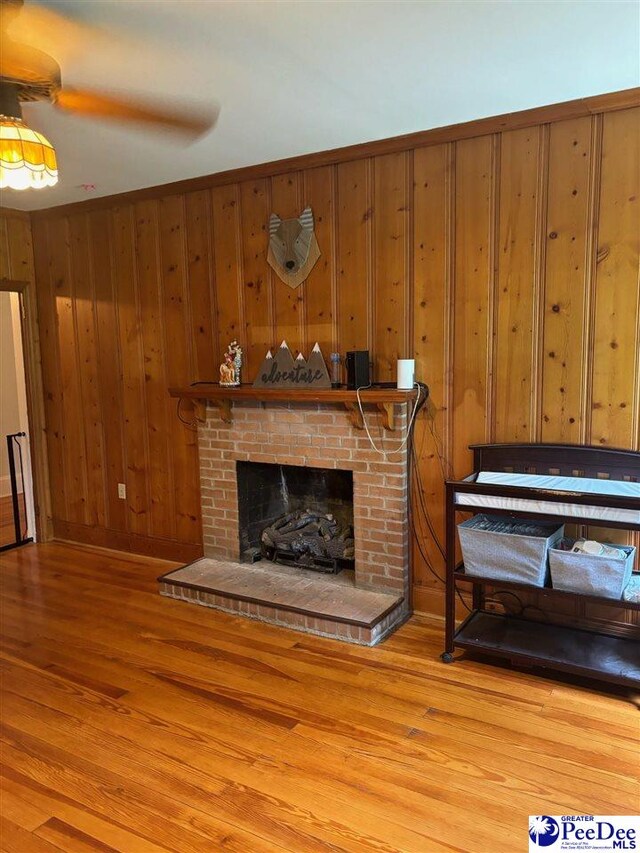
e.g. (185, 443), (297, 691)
(117, 483), (126, 500)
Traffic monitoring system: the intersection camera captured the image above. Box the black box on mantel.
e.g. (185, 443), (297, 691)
(346, 351), (370, 390)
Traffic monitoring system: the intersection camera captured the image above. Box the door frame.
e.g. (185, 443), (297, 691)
(0, 277), (52, 542)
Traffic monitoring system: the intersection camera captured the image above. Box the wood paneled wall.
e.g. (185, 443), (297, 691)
(14, 96), (640, 612)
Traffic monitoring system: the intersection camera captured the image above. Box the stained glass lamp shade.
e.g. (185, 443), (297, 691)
(0, 116), (58, 190)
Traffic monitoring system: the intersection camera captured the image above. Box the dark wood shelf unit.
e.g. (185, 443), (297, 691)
(454, 611), (640, 688)
(454, 565), (640, 612)
(444, 443), (640, 689)
(169, 384), (425, 431)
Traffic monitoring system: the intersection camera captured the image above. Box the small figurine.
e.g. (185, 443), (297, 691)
(219, 340), (242, 386)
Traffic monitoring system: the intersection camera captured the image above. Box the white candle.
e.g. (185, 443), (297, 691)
(397, 359), (415, 390)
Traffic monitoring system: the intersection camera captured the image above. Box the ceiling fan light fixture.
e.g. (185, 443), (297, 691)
(0, 115), (58, 190)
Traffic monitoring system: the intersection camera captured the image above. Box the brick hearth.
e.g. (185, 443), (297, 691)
(160, 399), (411, 644)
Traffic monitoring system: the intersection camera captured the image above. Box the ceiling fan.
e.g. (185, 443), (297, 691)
(0, 0), (219, 190)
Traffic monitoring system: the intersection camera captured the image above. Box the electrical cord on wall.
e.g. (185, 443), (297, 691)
(355, 381), (426, 459)
(407, 417), (472, 613)
(176, 398), (198, 431)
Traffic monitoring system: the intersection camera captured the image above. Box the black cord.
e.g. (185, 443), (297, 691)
(521, 603), (549, 619)
(408, 430), (472, 613)
(411, 440), (447, 561)
(454, 584), (472, 612)
(487, 589), (525, 612)
(176, 398), (198, 431)
(411, 443), (446, 561)
(408, 415), (474, 613)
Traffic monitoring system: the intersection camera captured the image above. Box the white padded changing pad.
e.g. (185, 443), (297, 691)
(455, 471), (640, 524)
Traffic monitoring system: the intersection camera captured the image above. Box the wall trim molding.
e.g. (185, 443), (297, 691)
(29, 87), (640, 220)
(0, 208), (30, 221)
(53, 520), (204, 563)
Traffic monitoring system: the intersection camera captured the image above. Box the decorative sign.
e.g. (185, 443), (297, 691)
(254, 341), (331, 389)
(267, 207), (321, 289)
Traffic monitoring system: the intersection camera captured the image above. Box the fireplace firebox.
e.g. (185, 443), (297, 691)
(236, 461), (354, 572)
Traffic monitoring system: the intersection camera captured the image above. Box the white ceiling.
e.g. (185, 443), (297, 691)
(4, 0), (640, 211)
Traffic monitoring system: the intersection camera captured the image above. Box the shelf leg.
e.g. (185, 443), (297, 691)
(444, 483), (457, 658)
(218, 399), (232, 423)
(376, 402), (395, 431)
(344, 402), (364, 430)
(473, 584), (483, 611)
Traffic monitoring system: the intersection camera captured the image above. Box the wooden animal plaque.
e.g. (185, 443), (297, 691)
(267, 207), (321, 289)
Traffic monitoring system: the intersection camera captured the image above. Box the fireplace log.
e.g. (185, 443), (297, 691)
(261, 509), (355, 571)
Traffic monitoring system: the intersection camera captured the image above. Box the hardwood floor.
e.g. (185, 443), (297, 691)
(0, 542), (638, 853)
(0, 495), (20, 548)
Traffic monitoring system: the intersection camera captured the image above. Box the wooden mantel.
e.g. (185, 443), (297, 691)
(169, 384), (425, 431)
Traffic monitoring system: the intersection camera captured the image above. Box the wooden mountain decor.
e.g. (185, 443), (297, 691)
(253, 342), (331, 389)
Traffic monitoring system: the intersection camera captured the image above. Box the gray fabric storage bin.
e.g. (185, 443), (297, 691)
(458, 514), (564, 587)
(549, 545), (636, 600)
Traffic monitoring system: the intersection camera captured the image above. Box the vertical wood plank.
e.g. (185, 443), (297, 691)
(111, 205), (149, 536)
(412, 143), (449, 588)
(591, 107), (640, 449)
(185, 190), (217, 382)
(336, 159), (371, 355)
(87, 208), (128, 532)
(135, 200), (175, 540)
(373, 152), (409, 381)
(211, 184), (242, 371)
(67, 213), (107, 528)
(452, 136), (493, 476)
(239, 179), (272, 377)
(168, 410), (201, 544)
(158, 196), (193, 387)
(3, 215), (34, 281)
(302, 165), (335, 356)
(541, 117), (593, 443)
(158, 195), (200, 543)
(31, 218), (67, 523)
(271, 172), (304, 355)
(494, 128), (540, 441)
(48, 217), (89, 524)
(0, 217), (9, 279)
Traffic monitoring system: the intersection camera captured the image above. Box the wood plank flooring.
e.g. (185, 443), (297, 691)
(0, 542), (638, 853)
(0, 495), (20, 548)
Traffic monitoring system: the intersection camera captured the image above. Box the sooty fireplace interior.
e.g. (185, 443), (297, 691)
(237, 462), (354, 573)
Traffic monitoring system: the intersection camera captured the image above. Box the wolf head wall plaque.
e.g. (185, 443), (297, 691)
(267, 206), (321, 289)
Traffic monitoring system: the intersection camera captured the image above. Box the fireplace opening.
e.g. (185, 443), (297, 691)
(236, 462), (354, 573)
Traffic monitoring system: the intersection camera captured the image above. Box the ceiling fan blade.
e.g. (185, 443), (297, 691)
(4, 2), (110, 66)
(0, 36), (61, 88)
(54, 87), (218, 137)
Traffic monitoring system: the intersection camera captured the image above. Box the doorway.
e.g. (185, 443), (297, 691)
(0, 290), (35, 550)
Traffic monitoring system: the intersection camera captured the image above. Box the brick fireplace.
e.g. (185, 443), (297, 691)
(159, 398), (412, 644)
